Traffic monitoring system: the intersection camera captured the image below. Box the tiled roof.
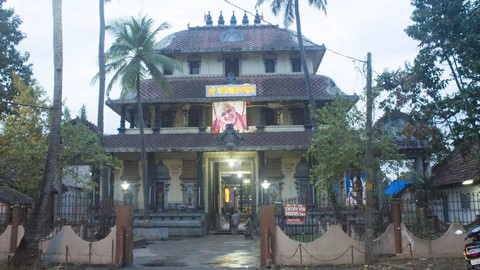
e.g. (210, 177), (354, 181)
(157, 25), (323, 53)
(432, 143), (479, 187)
(106, 74), (356, 105)
(103, 131), (315, 153)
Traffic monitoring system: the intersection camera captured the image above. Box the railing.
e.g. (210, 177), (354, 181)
(41, 193), (121, 241)
(274, 191), (480, 242)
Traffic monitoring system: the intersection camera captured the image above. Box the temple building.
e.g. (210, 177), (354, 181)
(103, 11), (358, 236)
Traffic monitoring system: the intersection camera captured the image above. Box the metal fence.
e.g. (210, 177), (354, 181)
(275, 191), (480, 242)
(42, 192), (121, 241)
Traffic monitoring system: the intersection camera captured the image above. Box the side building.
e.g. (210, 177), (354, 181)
(103, 11), (358, 236)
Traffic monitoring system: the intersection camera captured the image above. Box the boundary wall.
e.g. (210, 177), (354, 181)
(273, 221), (465, 267)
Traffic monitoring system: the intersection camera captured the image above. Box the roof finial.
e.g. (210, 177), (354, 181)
(242, 11), (249, 26)
(205, 11), (213, 27)
(230, 11), (237, 26)
(218, 11), (225, 26)
(254, 10), (261, 26)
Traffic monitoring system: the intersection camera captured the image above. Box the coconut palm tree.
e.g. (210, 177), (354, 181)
(256, 0), (327, 117)
(96, 0), (111, 239)
(101, 15), (180, 221)
(12, 0), (64, 266)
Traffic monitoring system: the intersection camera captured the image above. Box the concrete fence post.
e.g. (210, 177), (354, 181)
(392, 199), (402, 253)
(116, 205), (133, 266)
(9, 204), (21, 253)
(259, 205), (275, 267)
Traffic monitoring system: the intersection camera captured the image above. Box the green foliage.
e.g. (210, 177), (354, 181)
(0, 75), (49, 196)
(255, 0), (327, 28)
(96, 15), (181, 98)
(377, 0), (480, 156)
(308, 95), (401, 197)
(97, 15), (180, 220)
(0, 0), (34, 117)
(59, 108), (119, 170)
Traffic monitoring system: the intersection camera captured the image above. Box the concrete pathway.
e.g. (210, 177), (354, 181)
(125, 234), (261, 269)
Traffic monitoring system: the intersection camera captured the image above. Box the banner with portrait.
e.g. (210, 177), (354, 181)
(212, 101), (247, 133)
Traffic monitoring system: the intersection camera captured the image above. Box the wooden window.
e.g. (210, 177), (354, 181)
(265, 59), (276, 73)
(188, 61), (200, 75)
(266, 108), (278, 125)
(291, 58), (301, 72)
(290, 108), (304, 125)
(225, 57), (240, 77)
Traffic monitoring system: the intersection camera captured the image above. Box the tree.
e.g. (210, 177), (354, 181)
(97, 15), (180, 221)
(12, 0), (63, 266)
(0, 0), (34, 117)
(377, 0), (479, 154)
(307, 95), (400, 225)
(0, 74), (49, 197)
(94, 0), (111, 238)
(256, 0), (327, 119)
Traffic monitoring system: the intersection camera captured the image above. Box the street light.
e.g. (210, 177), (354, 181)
(121, 181), (130, 205)
(261, 180), (270, 205)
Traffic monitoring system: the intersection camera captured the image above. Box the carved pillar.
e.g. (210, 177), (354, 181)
(118, 105), (126, 134)
(258, 151), (265, 204)
(197, 152), (205, 209)
(163, 183), (170, 210)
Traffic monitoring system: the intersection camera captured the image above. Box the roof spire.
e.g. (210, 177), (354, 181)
(230, 11), (237, 26)
(254, 10), (261, 26)
(218, 11), (225, 26)
(242, 11), (249, 26)
(205, 11), (213, 27)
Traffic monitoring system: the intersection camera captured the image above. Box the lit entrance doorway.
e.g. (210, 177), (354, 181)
(206, 154), (258, 234)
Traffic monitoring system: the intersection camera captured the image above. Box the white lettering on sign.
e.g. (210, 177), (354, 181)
(284, 204), (306, 217)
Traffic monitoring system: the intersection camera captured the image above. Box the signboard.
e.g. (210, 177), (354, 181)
(284, 204), (306, 217)
(206, 84), (256, 97)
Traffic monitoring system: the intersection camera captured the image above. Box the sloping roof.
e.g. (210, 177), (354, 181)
(432, 143), (479, 187)
(157, 24), (324, 54)
(106, 74), (357, 108)
(0, 185), (32, 205)
(384, 180), (414, 196)
(103, 130), (315, 153)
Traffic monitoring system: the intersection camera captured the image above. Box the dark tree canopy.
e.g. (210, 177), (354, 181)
(377, 0), (480, 157)
(0, 0), (34, 116)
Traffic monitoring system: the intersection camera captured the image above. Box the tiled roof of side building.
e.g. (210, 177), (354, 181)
(431, 143), (479, 187)
(103, 130), (315, 153)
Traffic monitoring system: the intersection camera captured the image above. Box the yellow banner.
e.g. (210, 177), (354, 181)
(206, 84), (256, 97)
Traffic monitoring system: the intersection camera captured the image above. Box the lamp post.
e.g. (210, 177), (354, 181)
(261, 180), (270, 205)
(121, 181), (130, 205)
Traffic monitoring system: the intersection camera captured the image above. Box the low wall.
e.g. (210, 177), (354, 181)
(0, 225), (25, 260)
(275, 222), (465, 267)
(275, 225), (364, 266)
(40, 225), (117, 265)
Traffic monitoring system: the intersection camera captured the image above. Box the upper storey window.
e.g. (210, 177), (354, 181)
(188, 61), (201, 75)
(291, 58), (302, 73)
(263, 53), (277, 74)
(265, 59), (276, 73)
(225, 56), (240, 77)
(163, 65), (173, 75)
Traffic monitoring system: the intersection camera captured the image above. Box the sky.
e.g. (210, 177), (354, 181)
(5, 0), (419, 134)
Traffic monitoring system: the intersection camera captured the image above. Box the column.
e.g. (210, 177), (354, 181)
(118, 105), (126, 134)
